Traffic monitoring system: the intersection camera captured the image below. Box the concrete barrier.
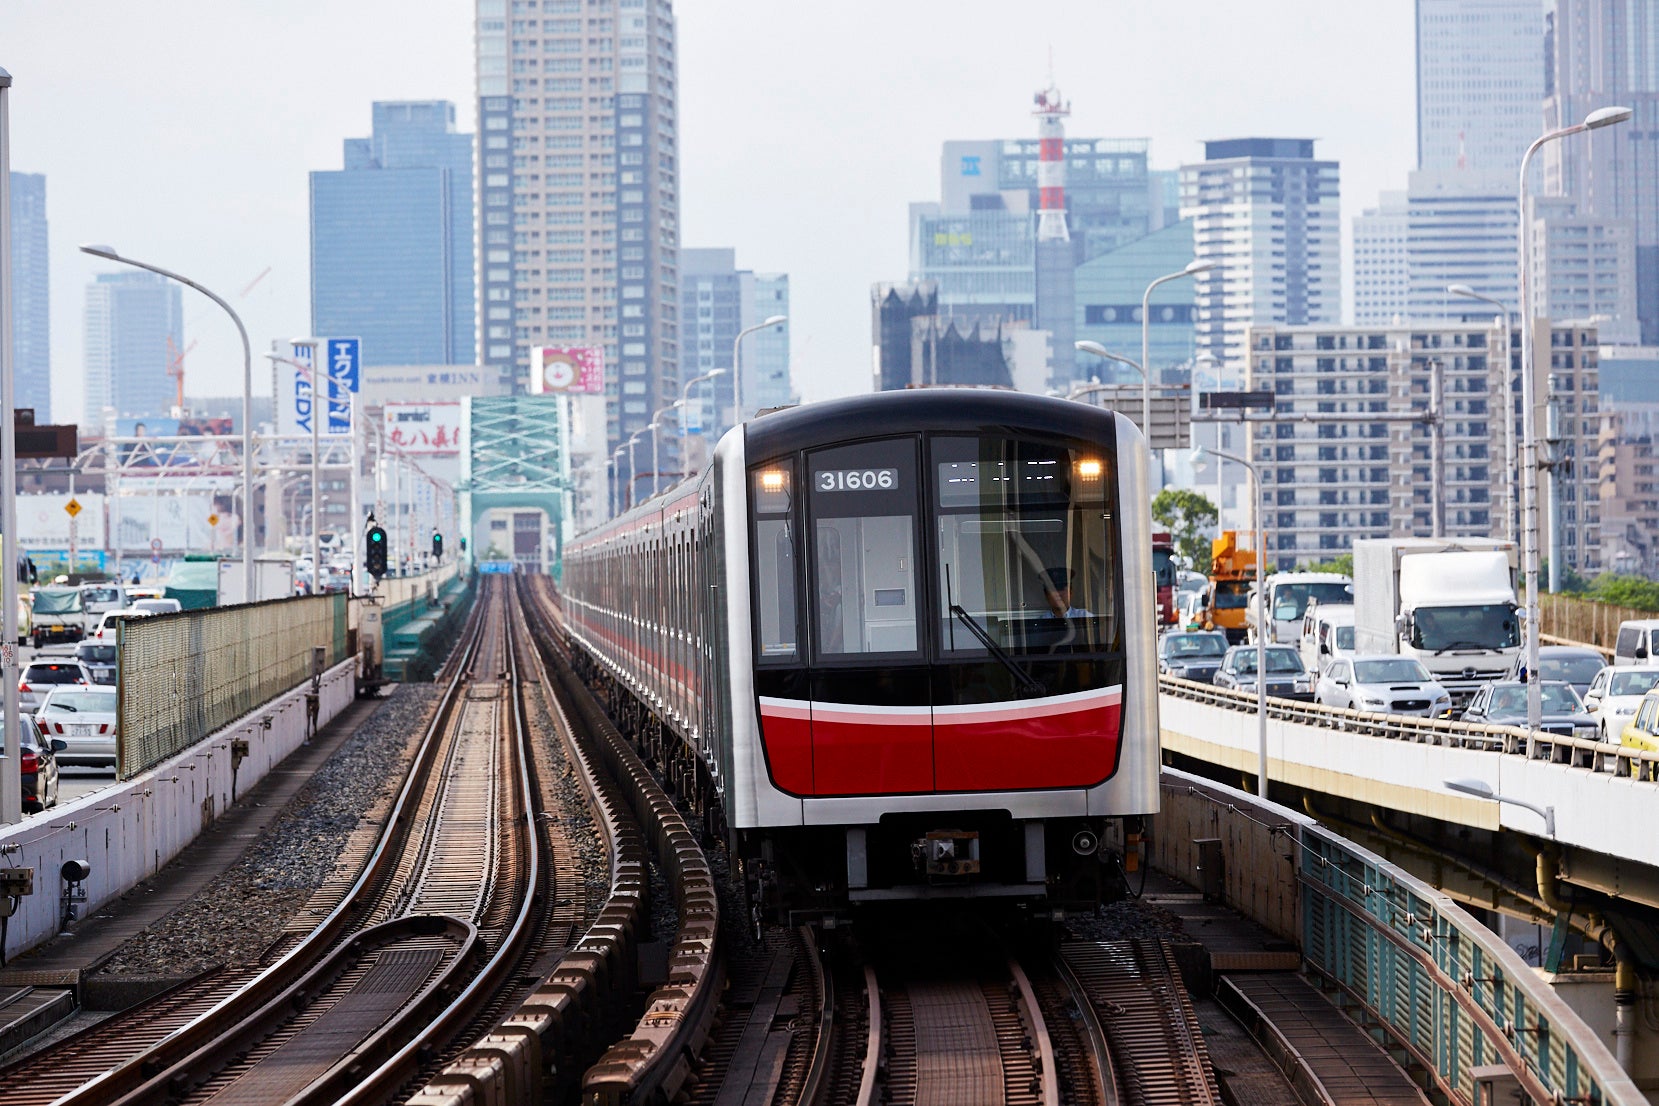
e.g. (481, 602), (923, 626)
(0, 657), (356, 961)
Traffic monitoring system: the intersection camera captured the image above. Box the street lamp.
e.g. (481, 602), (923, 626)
(1074, 341), (1146, 429)
(1516, 104), (1633, 733)
(0, 67), (19, 822)
(81, 244), (254, 605)
(265, 352), (326, 596)
(1448, 284), (1514, 544)
(1192, 443), (1268, 798)
(1142, 260), (1213, 485)
(610, 444), (627, 518)
(732, 315), (787, 427)
(649, 400), (684, 499)
(625, 424), (656, 512)
(1444, 777), (1555, 837)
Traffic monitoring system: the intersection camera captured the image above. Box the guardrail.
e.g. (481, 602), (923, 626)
(1160, 674), (1659, 782)
(117, 594), (348, 778)
(1156, 769), (1644, 1104)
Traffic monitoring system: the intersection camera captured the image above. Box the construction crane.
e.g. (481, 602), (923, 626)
(165, 267), (272, 415)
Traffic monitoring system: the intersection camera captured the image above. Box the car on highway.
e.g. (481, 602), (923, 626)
(1584, 665), (1659, 741)
(1460, 680), (1598, 741)
(18, 658), (93, 712)
(35, 686), (119, 768)
(1500, 645), (1607, 698)
(125, 586), (165, 603)
(1157, 631), (1229, 683)
(131, 597), (183, 616)
(6, 716), (62, 813)
(74, 639), (119, 685)
(91, 608), (153, 641)
(1213, 644), (1315, 701)
(1314, 654), (1452, 718)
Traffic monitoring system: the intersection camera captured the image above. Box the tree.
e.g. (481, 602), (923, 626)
(1151, 488), (1219, 571)
(1298, 553), (1353, 577)
(1587, 572), (1659, 612)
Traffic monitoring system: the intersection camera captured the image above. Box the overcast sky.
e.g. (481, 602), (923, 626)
(2, 1), (1415, 421)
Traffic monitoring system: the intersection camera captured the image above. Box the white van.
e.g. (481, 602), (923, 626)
(1300, 602), (1356, 675)
(1614, 619), (1659, 666)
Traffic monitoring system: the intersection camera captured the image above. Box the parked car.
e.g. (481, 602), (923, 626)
(35, 686), (119, 768)
(91, 608), (154, 641)
(1500, 645), (1607, 698)
(131, 598), (183, 616)
(1582, 665), (1659, 741)
(1314, 654), (1452, 718)
(1213, 645), (1315, 701)
(74, 639), (119, 685)
(5, 715), (62, 813)
(1461, 680), (1598, 741)
(1157, 631), (1230, 683)
(18, 659), (93, 712)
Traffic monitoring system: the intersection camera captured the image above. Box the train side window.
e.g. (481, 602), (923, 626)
(807, 439), (921, 657)
(751, 460), (799, 660)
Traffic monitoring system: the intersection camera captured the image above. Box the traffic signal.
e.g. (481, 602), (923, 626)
(432, 531), (444, 562)
(366, 524), (388, 578)
(460, 536), (467, 553)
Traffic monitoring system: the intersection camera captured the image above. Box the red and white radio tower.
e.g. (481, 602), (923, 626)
(1033, 84), (1070, 243)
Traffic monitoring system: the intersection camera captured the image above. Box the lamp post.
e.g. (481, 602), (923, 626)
(1072, 343), (1148, 429)
(1517, 105), (1633, 733)
(1193, 444), (1268, 798)
(265, 352), (325, 597)
(732, 315), (787, 428)
(0, 68), (18, 822)
(649, 400), (684, 499)
(610, 445), (627, 518)
(80, 244), (253, 604)
(1444, 777), (1554, 837)
(625, 424), (656, 513)
(1141, 260), (1213, 486)
(1448, 285), (1514, 544)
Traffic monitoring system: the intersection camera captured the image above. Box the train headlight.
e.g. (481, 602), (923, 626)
(752, 464), (793, 513)
(760, 470), (786, 491)
(1076, 458), (1103, 481)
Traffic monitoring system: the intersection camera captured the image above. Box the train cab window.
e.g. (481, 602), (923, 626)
(750, 461), (798, 660)
(806, 439), (921, 657)
(934, 436), (1118, 655)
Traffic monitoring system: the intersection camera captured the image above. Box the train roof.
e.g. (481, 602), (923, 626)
(744, 388), (1122, 459)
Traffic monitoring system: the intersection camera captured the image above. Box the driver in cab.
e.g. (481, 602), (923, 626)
(1042, 567), (1092, 620)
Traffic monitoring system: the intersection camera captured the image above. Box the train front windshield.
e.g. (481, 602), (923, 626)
(935, 437), (1118, 656)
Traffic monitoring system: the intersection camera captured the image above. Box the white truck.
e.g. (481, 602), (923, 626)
(1352, 537), (1521, 707)
(1247, 572), (1353, 644)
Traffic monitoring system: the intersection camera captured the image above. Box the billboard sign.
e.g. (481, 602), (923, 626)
(325, 337), (360, 435)
(114, 417), (235, 468)
(530, 346), (604, 394)
(277, 338), (357, 438)
(383, 402), (462, 455)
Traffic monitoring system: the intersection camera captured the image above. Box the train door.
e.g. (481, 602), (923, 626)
(802, 438), (932, 794)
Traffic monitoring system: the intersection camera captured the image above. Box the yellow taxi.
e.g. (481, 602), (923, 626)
(1619, 690), (1659, 753)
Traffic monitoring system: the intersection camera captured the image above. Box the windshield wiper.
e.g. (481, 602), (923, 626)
(951, 605), (1045, 697)
(52, 704), (78, 713)
(1433, 640), (1493, 655)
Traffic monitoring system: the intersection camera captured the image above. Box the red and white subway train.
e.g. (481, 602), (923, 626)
(558, 389), (1161, 926)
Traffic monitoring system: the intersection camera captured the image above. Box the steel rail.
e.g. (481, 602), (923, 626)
(41, 582), (494, 1106)
(308, 587), (545, 1106)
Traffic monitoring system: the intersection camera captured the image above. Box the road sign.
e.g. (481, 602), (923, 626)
(207, 513), (220, 528)
(64, 498), (81, 518)
(1199, 390), (1276, 411)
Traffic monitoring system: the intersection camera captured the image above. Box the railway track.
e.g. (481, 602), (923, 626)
(0, 578), (554, 1106)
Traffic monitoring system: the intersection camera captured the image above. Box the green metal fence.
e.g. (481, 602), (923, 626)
(116, 594), (348, 778)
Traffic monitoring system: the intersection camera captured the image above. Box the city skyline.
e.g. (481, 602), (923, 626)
(3, 0), (1416, 427)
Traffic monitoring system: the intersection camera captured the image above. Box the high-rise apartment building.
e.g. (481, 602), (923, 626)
(1545, 0), (1659, 343)
(1416, 0), (1547, 177)
(1240, 319), (1599, 572)
(82, 272), (183, 427)
(474, 0), (680, 484)
(678, 248), (790, 440)
(9, 172), (49, 421)
(1354, 193), (1411, 325)
(1181, 139), (1341, 373)
(311, 101), (476, 368)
